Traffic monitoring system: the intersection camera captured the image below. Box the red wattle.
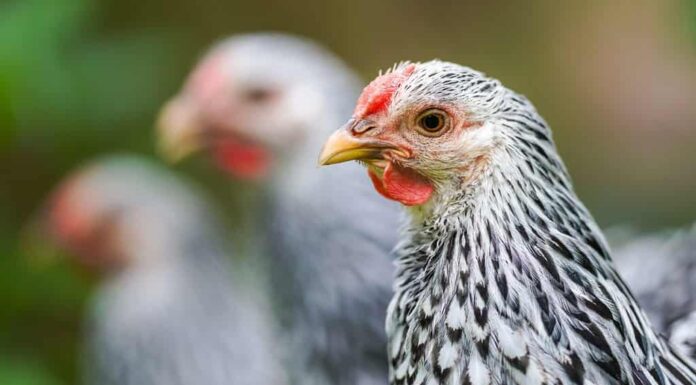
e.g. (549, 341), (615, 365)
(367, 163), (433, 206)
(213, 137), (271, 180)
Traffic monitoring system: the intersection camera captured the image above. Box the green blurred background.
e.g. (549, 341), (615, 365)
(1, 0), (695, 383)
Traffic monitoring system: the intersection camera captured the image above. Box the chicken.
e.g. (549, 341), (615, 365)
(319, 61), (696, 385)
(42, 155), (285, 385)
(157, 34), (401, 385)
(612, 225), (696, 359)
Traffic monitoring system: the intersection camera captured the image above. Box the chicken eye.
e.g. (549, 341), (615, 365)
(244, 88), (276, 104)
(416, 109), (449, 136)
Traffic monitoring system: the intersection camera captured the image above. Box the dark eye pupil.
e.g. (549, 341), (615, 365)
(246, 88), (273, 103)
(422, 114), (442, 130)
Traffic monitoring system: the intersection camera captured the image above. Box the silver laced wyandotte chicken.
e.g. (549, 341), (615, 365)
(42, 155), (285, 385)
(319, 60), (696, 385)
(157, 34), (401, 385)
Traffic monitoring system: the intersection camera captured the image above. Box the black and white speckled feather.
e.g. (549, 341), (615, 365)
(349, 61), (696, 385)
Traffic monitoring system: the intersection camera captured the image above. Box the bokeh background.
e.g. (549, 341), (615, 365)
(1, 0), (695, 383)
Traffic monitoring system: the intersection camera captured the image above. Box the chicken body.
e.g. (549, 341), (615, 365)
(320, 61), (696, 385)
(267, 141), (399, 385)
(612, 225), (696, 359)
(47, 156), (284, 385)
(157, 34), (402, 385)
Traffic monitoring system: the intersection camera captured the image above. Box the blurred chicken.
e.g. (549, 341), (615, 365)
(611, 225), (696, 359)
(157, 34), (401, 385)
(41, 155), (285, 385)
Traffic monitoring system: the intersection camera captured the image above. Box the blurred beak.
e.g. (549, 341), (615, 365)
(318, 127), (398, 166)
(156, 96), (203, 163)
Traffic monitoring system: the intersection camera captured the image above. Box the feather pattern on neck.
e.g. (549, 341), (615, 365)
(387, 104), (696, 385)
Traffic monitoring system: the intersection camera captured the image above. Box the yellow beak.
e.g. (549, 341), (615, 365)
(318, 129), (394, 166)
(156, 96), (203, 163)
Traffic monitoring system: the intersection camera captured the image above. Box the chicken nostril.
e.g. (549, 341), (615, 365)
(352, 126), (375, 135)
(350, 120), (376, 135)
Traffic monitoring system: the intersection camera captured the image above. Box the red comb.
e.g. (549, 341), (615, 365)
(186, 54), (227, 101)
(354, 64), (416, 118)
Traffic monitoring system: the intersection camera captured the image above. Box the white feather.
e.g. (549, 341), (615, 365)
(437, 342), (458, 370)
(468, 353), (491, 385)
(445, 300), (466, 329)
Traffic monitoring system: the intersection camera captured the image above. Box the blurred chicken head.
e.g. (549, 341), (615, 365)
(157, 33), (358, 180)
(41, 157), (199, 275)
(47, 170), (129, 273)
